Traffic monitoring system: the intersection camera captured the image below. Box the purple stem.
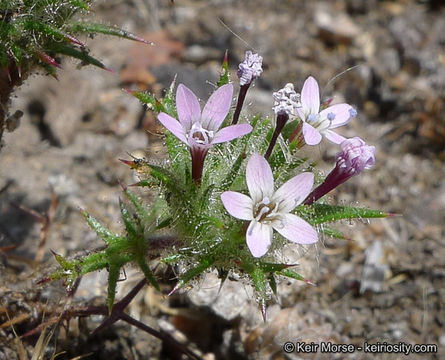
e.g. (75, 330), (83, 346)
(232, 83), (250, 124)
(264, 112), (289, 161)
(303, 167), (352, 205)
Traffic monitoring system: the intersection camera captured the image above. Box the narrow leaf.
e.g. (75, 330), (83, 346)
(69, 22), (153, 45)
(81, 210), (122, 245)
(217, 50), (229, 87)
(299, 204), (390, 225)
(107, 263), (121, 312)
(136, 256), (160, 291)
(168, 256), (214, 295)
(49, 44), (110, 70)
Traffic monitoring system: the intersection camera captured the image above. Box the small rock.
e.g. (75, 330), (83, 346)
(182, 45), (221, 64)
(360, 241), (389, 294)
(315, 8), (361, 45)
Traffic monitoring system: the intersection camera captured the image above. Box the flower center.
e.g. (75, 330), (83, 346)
(307, 113), (331, 132)
(254, 197), (278, 222)
(188, 122), (214, 145)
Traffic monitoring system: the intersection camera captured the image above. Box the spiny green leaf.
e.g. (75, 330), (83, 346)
(122, 187), (158, 233)
(319, 226), (348, 240)
(24, 20), (80, 45)
(119, 199), (138, 238)
(249, 266), (268, 321)
(82, 210), (122, 246)
(136, 256), (160, 291)
(80, 251), (109, 274)
(259, 262), (294, 273)
(217, 50), (229, 87)
(277, 269), (314, 285)
(107, 263), (121, 312)
(299, 204), (389, 225)
(169, 256), (214, 295)
(128, 90), (164, 111)
(49, 44), (109, 70)
(69, 22), (153, 45)
(268, 274), (278, 296)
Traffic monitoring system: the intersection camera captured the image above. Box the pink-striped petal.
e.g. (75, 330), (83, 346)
(246, 153), (274, 203)
(324, 130), (346, 144)
(273, 214), (318, 245)
(302, 122), (322, 145)
(176, 84), (201, 129)
(319, 103), (354, 129)
(158, 113), (187, 144)
(221, 191), (253, 220)
(212, 124), (252, 144)
(274, 172), (314, 212)
(246, 221), (273, 257)
(201, 83), (233, 132)
(301, 76), (320, 116)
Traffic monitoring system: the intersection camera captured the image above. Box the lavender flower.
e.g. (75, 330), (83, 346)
(232, 51), (263, 125)
(297, 76), (357, 146)
(237, 51), (263, 86)
(158, 83), (252, 183)
(221, 153), (318, 258)
(304, 137), (376, 205)
(272, 83), (301, 117)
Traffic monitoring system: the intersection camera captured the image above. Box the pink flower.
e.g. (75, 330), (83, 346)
(304, 137), (376, 205)
(237, 51), (263, 86)
(158, 83), (252, 183)
(158, 83), (252, 149)
(221, 153), (318, 258)
(297, 76), (357, 146)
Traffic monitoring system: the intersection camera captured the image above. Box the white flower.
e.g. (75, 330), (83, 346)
(221, 153), (318, 257)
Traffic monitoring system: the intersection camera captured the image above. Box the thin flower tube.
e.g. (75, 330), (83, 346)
(221, 153), (318, 257)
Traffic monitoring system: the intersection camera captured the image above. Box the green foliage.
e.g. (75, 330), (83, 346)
(49, 189), (160, 311)
(0, 0), (151, 76)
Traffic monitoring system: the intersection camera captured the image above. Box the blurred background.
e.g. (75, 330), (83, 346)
(1, 0), (444, 359)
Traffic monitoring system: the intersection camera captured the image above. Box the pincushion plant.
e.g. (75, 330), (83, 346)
(0, 0), (152, 144)
(45, 51), (389, 320)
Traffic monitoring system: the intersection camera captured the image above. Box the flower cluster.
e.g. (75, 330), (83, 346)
(156, 54), (375, 259)
(50, 50), (386, 319)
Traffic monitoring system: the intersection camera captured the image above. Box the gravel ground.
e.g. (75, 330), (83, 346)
(1, 0), (444, 359)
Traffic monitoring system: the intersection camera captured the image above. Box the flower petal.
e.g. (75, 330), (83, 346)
(176, 84), (201, 129)
(319, 104), (354, 129)
(212, 124), (252, 144)
(296, 106), (306, 121)
(273, 214), (318, 245)
(246, 153), (274, 203)
(246, 220), (273, 257)
(301, 76), (320, 116)
(201, 83), (233, 132)
(221, 191), (253, 220)
(302, 122), (322, 145)
(324, 130), (346, 144)
(158, 113), (187, 144)
(274, 172), (314, 212)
